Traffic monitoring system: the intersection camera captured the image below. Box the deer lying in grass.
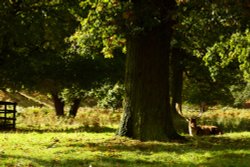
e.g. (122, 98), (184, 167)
(175, 103), (223, 136)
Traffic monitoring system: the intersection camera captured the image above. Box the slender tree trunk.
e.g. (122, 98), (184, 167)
(170, 48), (185, 114)
(51, 93), (65, 116)
(117, 0), (180, 140)
(69, 98), (81, 117)
(170, 48), (188, 133)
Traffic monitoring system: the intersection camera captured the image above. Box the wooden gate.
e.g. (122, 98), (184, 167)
(0, 101), (17, 130)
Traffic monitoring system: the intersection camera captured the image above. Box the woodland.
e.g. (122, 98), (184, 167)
(0, 0), (250, 166)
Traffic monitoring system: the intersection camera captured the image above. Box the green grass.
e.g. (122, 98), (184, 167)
(0, 131), (250, 167)
(0, 106), (250, 167)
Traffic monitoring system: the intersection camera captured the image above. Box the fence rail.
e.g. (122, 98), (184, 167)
(0, 101), (17, 130)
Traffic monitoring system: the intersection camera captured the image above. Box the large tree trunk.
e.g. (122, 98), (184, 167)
(117, 0), (180, 141)
(51, 93), (65, 116)
(69, 98), (81, 117)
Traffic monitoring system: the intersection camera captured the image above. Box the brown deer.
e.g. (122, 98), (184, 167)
(175, 103), (223, 136)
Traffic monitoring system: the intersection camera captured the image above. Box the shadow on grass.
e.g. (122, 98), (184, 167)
(199, 152), (250, 167)
(0, 154), (196, 167)
(68, 134), (250, 153)
(191, 135), (250, 150)
(2, 135), (250, 167)
(0, 126), (116, 133)
(1, 134), (250, 166)
(0, 154), (92, 167)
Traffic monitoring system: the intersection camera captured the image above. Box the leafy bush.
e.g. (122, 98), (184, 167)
(182, 76), (234, 105)
(230, 82), (250, 107)
(87, 82), (124, 109)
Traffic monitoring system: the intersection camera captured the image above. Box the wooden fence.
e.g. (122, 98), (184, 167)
(0, 101), (17, 130)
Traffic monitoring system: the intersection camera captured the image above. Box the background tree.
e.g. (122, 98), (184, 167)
(0, 0), (79, 116)
(0, 0), (125, 117)
(170, 0), (250, 109)
(203, 30), (250, 106)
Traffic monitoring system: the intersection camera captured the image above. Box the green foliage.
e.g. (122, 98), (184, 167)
(230, 82), (250, 107)
(88, 82), (125, 109)
(204, 30), (250, 81)
(174, 0), (249, 73)
(68, 0), (127, 58)
(183, 77), (234, 105)
(201, 30), (250, 106)
(177, 55), (235, 105)
(60, 87), (85, 105)
(174, 0), (244, 55)
(172, 1), (250, 106)
(0, 0), (125, 117)
(0, 0), (79, 90)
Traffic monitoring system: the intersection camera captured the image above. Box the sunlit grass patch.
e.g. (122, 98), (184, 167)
(0, 132), (250, 166)
(0, 132), (114, 167)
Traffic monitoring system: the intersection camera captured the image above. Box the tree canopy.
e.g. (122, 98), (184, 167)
(0, 0), (249, 140)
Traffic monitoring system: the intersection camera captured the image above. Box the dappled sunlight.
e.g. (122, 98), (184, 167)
(1, 106), (250, 166)
(1, 132), (250, 166)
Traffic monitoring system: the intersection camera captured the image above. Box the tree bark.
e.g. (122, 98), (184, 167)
(170, 48), (185, 114)
(69, 98), (81, 117)
(51, 93), (65, 116)
(170, 48), (188, 133)
(118, 0), (180, 141)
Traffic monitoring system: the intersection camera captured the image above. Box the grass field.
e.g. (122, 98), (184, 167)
(0, 107), (250, 167)
(1, 131), (250, 167)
